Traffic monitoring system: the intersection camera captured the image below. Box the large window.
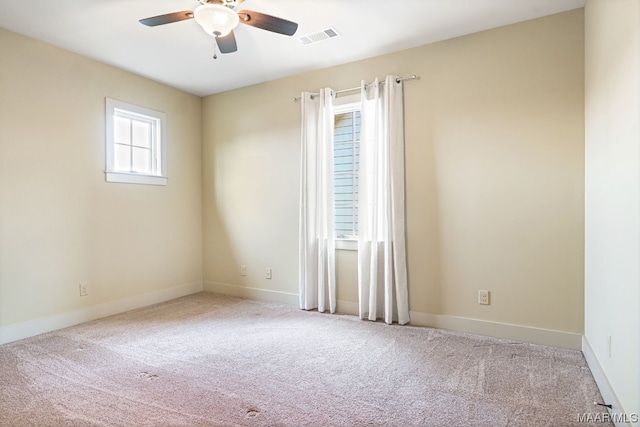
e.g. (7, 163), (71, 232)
(333, 101), (360, 240)
(105, 98), (167, 186)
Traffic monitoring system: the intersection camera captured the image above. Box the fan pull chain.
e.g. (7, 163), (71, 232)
(213, 40), (219, 60)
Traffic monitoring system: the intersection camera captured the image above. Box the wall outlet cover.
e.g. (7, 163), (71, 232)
(478, 290), (490, 305)
(79, 283), (89, 297)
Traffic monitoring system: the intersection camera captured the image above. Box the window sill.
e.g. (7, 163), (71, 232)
(106, 171), (167, 186)
(336, 239), (357, 251)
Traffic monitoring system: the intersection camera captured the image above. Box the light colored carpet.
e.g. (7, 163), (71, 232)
(0, 292), (610, 426)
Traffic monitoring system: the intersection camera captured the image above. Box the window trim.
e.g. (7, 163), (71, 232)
(336, 239), (358, 251)
(105, 98), (167, 186)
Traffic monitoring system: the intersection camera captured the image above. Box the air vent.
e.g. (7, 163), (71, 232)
(299, 27), (341, 46)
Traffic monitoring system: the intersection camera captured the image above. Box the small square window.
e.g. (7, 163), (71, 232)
(105, 98), (167, 186)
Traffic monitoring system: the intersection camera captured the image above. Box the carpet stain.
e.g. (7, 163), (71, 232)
(138, 371), (159, 380)
(246, 409), (260, 418)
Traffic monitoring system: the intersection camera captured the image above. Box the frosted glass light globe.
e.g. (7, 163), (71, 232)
(194, 4), (239, 37)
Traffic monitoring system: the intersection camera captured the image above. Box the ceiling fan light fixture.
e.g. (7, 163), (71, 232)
(194, 4), (239, 37)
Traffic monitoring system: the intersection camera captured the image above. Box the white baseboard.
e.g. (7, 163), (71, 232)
(336, 300), (359, 316)
(204, 282), (299, 305)
(409, 311), (583, 350)
(582, 336), (633, 427)
(203, 282), (581, 350)
(336, 301), (581, 350)
(0, 282), (203, 345)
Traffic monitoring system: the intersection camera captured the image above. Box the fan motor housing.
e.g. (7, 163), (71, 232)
(199, 0), (245, 7)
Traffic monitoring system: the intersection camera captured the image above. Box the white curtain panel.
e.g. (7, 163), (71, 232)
(299, 89), (337, 314)
(358, 76), (410, 325)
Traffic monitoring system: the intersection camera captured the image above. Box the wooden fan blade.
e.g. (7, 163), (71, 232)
(216, 31), (238, 54)
(139, 11), (194, 27)
(237, 10), (298, 36)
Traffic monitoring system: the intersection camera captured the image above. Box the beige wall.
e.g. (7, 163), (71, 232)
(0, 29), (203, 328)
(585, 0), (640, 419)
(203, 10), (585, 336)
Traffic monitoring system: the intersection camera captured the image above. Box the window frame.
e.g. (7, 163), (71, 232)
(105, 98), (167, 186)
(333, 94), (361, 250)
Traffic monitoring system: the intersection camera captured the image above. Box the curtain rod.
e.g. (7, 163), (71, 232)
(292, 74), (419, 103)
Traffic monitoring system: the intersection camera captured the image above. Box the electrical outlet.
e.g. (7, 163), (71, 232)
(240, 265), (246, 276)
(266, 267), (272, 279)
(79, 283), (89, 297)
(478, 290), (490, 305)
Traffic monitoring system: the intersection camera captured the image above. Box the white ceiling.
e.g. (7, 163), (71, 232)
(0, 0), (585, 97)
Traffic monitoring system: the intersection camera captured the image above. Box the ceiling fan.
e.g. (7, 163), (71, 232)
(139, 0), (299, 56)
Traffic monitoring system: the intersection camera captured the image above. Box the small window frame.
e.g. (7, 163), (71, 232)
(105, 98), (167, 186)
